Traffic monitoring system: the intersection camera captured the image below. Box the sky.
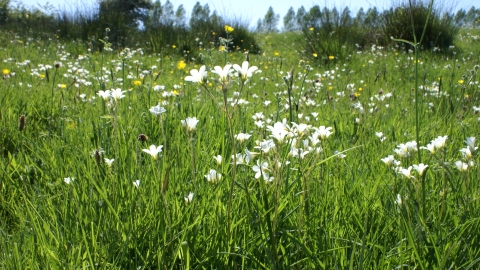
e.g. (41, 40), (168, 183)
(11, 0), (478, 28)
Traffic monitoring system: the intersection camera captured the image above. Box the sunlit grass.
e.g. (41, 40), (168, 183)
(0, 24), (479, 269)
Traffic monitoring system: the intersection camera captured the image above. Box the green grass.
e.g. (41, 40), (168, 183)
(0, 26), (479, 269)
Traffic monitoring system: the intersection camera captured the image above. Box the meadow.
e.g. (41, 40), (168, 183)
(1, 24), (480, 268)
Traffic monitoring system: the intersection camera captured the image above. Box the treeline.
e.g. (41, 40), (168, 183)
(0, 0), (478, 57)
(256, 5), (479, 32)
(0, 0), (261, 54)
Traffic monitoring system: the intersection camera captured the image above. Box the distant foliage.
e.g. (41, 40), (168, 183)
(381, 1), (459, 51)
(256, 7), (280, 33)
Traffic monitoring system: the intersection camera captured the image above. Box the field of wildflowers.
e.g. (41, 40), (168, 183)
(1, 22), (480, 268)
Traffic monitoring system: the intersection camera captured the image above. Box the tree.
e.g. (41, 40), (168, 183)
(161, 0), (175, 26)
(257, 6), (279, 32)
(175, 4), (186, 28)
(454, 8), (466, 27)
(465, 6), (476, 26)
(0, 0), (9, 25)
(99, 0), (152, 28)
(296, 6), (307, 29)
(355, 7), (365, 25)
(364, 7), (379, 28)
(189, 2), (210, 30)
(283, 7), (297, 31)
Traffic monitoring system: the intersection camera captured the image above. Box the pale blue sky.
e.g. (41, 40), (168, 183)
(11, 0), (478, 28)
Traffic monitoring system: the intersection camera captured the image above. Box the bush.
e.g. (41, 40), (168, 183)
(300, 6), (365, 64)
(381, 0), (459, 51)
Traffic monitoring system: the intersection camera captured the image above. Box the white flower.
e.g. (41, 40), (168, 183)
(381, 155), (396, 166)
(104, 158), (115, 167)
(400, 166), (414, 179)
(314, 126), (333, 139)
(233, 61), (258, 82)
(142, 144), (163, 159)
(184, 192), (194, 203)
(97, 90), (111, 100)
(149, 104), (166, 116)
(420, 143), (436, 154)
(395, 194), (402, 206)
(255, 139), (276, 154)
(432, 135), (448, 150)
(213, 155), (222, 165)
(133, 180), (140, 188)
(460, 147), (473, 160)
(234, 133), (251, 142)
(211, 64), (233, 84)
(64, 177), (75, 184)
(181, 117), (199, 132)
(232, 153), (246, 165)
(252, 160), (269, 179)
(412, 163), (428, 176)
(110, 88), (126, 101)
(205, 169), (222, 183)
(244, 148), (258, 163)
(185, 65), (207, 84)
(465, 137), (477, 153)
(455, 160), (468, 171)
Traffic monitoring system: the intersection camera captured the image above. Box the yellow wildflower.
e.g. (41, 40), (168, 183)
(309, 27), (314, 31)
(274, 51), (279, 57)
(177, 60), (186, 70)
(2, 69), (10, 75)
(133, 80), (142, 86)
(354, 92), (361, 97)
(328, 86), (333, 90)
(219, 46), (226, 52)
(172, 45), (176, 49)
(312, 53), (318, 57)
(328, 55), (335, 60)
(458, 79), (464, 84)
(224, 25), (234, 33)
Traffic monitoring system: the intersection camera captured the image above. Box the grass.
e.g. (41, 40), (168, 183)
(0, 24), (480, 268)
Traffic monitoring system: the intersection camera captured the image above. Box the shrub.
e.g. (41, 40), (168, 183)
(300, 6), (364, 64)
(381, 0), (459, 51)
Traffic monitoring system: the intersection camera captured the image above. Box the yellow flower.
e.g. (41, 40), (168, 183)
(312, 53), (318, 57)
(274, 51), (279, 57)
(172, 45), (176, 49)
(177, 60), (186, 70)
(309, 27), (314, 31)
(224, 25), (234, 33)
(39, 74), (45, 79)
(219, 46), (226, 52)
(458, 79), (464, 84)
(328, 55), (335, 60)
(59, 84), (67, 89)
(172, 90), (180, 96)
(133, 80), (142, 86)
(358, 87), (363, 91)
(354, 92), (361, 97)
(328, 86), (333, 90)
(2, 69), (10, 75)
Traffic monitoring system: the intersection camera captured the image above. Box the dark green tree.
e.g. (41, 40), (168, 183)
(283, 7), (297, 31)
(175, 4), (186, 28)
(100, 0), (152, 28)
(257, 6), (279, 32)
(296, 6), (307, 29)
